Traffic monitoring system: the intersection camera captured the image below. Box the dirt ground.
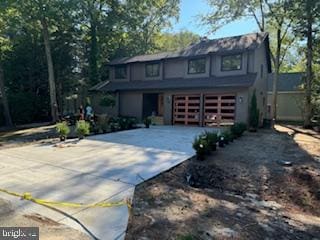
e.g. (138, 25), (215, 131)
(0, 123), (57, 149)
(126, 125), (320, 240)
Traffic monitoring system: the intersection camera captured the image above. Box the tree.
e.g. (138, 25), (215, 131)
(289, 0), (320, 127)
(154, 31), (200, 52)
(249, 90), (259, 131)
(0, 1), (17, 126)
(201, 0), (294, 125)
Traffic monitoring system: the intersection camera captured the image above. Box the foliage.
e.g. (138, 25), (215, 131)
(118, 116), (137, 130)
(249, 91), (260, 130)
(0, 0), (180, 125)
(202, 131), (218, 151)
(221, 130), (233, 143)
(144, 117), (152, 128)
(56, 121), (70, 138)
(109, 116), (137, 131)
(230, 123), (247, 138)
(99, 94), (116, 108)
(192, 135), (210, 160)
(154, 31), (200, 52)
(76, 120), (90, 138)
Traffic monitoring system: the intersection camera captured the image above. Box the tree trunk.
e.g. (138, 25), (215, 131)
(89, 21), (99, 86)
(304, 5), (313, 128)
(41, 17), (59, 123)
(0, 64), (13, 126)
(271, 28), (281, 126)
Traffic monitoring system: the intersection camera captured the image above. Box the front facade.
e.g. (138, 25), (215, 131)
(92, 32), (272, 127)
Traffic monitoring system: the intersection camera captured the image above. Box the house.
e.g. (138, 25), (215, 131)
(267, 72), (305, 121)
(91, 32), (272, 127)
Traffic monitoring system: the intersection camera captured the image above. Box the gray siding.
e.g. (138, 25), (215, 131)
(119, 92), (143, 120)
(249, 42), (268, 123)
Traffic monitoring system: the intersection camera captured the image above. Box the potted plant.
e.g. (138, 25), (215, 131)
(76, 120), (90, 139)
(144, 117), (152, 128)
(56, 121), (70, 141)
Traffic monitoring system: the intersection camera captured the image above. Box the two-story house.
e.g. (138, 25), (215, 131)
(91, 32), (272, 127)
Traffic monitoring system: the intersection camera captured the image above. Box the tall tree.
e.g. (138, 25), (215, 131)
(289, 0), (320, 127)
(201, 0), (294, 124)
(0, 2), (16, 126)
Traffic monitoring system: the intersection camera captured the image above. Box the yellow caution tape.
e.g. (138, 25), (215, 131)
(0, 188), (132, 209)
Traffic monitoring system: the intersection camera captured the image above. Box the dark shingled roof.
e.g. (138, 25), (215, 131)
(268, 72), (304, 91)
(109, 32), (269, 65)
(91, 74), (257, 92)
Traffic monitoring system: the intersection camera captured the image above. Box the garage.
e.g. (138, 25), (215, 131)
(173, 95), (201, 126)
(173, 94), (236, 126)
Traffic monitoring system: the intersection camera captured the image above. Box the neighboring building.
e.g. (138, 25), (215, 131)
(91, 32), (272, 127)
(267, 72), (305, 121)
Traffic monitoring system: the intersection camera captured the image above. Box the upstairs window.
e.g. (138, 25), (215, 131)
(145, 63), (160, 77)
(115, 65), (127, 79)
(188, 58), (206, 74)
(221, 54), (242, 71)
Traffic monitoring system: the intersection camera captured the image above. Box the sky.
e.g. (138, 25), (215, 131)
(167, 0), (259, 39)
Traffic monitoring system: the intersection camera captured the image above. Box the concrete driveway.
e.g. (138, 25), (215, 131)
(0, 126), (211, 239)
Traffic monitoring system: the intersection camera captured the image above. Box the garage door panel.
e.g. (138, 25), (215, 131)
(204, 94), (235, 127)
(173, 95), (201, 125)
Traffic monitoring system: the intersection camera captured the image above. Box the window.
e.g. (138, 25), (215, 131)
(260, 64), (264, 78)
(115, 65), (127, 79)
(221, 54), (242, 71)
(145, 63), (160, 77)
(188, 58), (206, 74)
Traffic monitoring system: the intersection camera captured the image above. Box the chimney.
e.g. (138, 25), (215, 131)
(200, 36), (208, 42)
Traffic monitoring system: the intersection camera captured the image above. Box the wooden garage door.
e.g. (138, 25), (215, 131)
(173, 95), (201, 125)
(204, 94), (236, 126)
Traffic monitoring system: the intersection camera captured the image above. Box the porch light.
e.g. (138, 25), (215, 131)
(239, 96), (243, 103)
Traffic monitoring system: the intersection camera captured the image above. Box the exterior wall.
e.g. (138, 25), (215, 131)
(211, 52), (248, 77)
(163, 59), (185, 79)
(109, 52), (253, 81)
(119, 92), (143, 120)
(267, 92), (304, 121)
(249, 42), (269, 124)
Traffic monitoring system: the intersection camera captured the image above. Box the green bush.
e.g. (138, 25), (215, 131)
(192, 135), (210, 160)
(249, 91), (260, 131)
(144, 117), (152, 128)
(221, 130), (233, 144)
(230, 122), (247, 138)
(76, 120), (90, 139)
(56, 121), (70, 141)
(202, 131), (218, 151)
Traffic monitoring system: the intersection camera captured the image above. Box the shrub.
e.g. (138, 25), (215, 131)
(144, 117), (152, 128)
(192, 135), (210, 160)
(56, 121), (70, 141)
(231, 122), (247, 138)
(76, 120), (90, 139)
(249, 91), (260, 131)
(203, 131), (218, 151)
(221, 130), (233, 144)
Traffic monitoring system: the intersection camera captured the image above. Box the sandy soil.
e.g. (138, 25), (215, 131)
(126, 126), (320, 240)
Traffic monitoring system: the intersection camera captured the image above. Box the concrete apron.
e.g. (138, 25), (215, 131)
(0, 126), (214, 240)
